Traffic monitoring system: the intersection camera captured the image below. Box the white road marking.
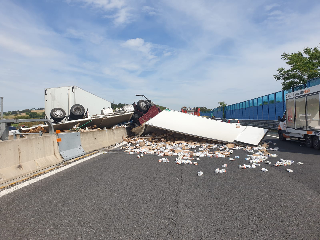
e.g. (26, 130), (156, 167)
(0, 152), (103, 198)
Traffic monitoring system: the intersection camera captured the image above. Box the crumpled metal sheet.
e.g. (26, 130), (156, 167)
(145, 110), (268, 145)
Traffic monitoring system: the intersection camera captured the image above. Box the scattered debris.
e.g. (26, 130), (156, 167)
(159, 158), (169, 163)
(198, 171), (203, 176)
(119, 135), (301, 176)
(20, 126), (47, 133)
(269, 147), (279, 151)
(274, 159), (294, 166)
(287, 169), (293, 173)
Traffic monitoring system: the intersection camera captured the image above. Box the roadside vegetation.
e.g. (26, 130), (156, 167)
(2, 108), (45, 128)
(274, 44), (320, 90)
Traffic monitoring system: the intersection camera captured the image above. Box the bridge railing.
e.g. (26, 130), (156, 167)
(204, 78), (320, 120)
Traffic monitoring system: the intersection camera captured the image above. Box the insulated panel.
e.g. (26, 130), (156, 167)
(235, 126), (268, 145)
(145, 110), (267, 145)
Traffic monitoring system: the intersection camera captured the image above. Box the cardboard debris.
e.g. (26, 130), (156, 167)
(21, 126), (47, 133)
(119, 134), (301, 175)
(226, 143), (235, 148)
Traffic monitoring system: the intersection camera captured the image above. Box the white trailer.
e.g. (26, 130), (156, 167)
(45, 86), (111, 122)
(278, 84), (320, 149)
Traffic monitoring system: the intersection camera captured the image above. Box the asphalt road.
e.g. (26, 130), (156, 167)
(0, 133), (320, 239)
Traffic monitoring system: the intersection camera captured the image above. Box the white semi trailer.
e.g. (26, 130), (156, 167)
(278, 84), (320, 149)
(45, 86), (111, 122)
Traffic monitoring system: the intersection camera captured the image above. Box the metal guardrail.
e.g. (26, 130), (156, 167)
(0, 119), (54, 141)
(13, 131), (43, 139)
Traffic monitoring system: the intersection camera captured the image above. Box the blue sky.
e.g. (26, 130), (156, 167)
(0, 0), (320, 111)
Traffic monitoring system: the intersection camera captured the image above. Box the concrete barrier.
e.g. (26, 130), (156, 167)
(0, 128), (127, 186)
(80, 127), (128, 153)
(0, 135), (62, 186)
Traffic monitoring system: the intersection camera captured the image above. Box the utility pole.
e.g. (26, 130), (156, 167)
(0, 97), (3, 119)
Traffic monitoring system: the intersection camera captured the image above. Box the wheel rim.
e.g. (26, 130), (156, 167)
(73, 107), (82, 115)
(54, 109), (64, 118)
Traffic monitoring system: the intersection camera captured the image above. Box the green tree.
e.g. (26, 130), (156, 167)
(111, 103), (126, 110)
(198, 107), (212, 113)
(218, 101), (227, 118)
(156, 105), (167, 111)
(274, 46), (320, 90)
(27, 112), (39, 118)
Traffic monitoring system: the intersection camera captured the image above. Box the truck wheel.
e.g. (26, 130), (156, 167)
(137, 100), (149, 113)
(50, 108), (66, 123)
(278, 131), (286, 141)
(70, 104), (85, 116)
(70, 104), (85, 120)
(313, 136), (320, 150)
(305, 135), (313, 148)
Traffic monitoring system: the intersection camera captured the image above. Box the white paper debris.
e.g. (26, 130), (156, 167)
(198, 171), (203, 176)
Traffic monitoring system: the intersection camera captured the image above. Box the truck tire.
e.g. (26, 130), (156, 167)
(313, 136), (320, 150)
(278, 131), (286, 141)
(50, 108), (66, 123)
(305, 135), (313, 148)
(137, 100), (149, 113)
(69, 104), (85, 120)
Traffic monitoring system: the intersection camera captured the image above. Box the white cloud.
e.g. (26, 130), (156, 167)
(1, 0), (320, 112)
(268, 10), (282, 16)
(110, 6), (134, 26)
(142, 6), (157, 16)
(122, 38), (156, 59)
(65, 29), (104, 44)
(84, 0), (126, 10)
(265, 3), (280, 11)
(0, 34), (47, 57)
(69, 0), (136, 25)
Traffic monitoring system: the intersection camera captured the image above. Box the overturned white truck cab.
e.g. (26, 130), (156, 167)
(278, 84), (320, 149)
